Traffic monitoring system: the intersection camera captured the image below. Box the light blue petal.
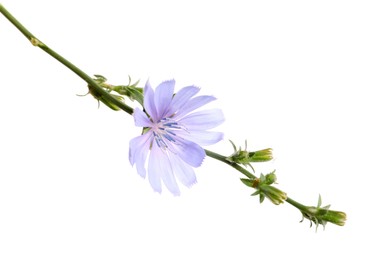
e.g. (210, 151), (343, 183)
(129, 133), (148, 165)
(133, 108), (152, 127)
(154, 80), (175, 119)
(172, 138), (205, 167)
(168, 152), (197, 187)
(144, 81), (158, 121)
(178, 109), (224, 130)
(148, 145), (181, 195)
(167, 86), (200, 116)
(174, 95), (217, 119)
(147, 144), (162, 193)
(158, 154), (181, 196)
(175, 130), (224, 146)
(129, 133), (152, 178)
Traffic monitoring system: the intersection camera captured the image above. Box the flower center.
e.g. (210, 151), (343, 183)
(152, 117), (186, 151)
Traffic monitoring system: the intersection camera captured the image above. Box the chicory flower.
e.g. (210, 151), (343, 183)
(129, 80), (224, 195)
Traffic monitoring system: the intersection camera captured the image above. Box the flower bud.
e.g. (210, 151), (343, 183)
(304, 207), (347, 227)
(240, 171), (287, 205)
(88, 84), (125, 111)
(227, 141), (273, 171)
(254, 184), (287, 205)
(92, 75), (143, 105)
(264, 171), (277, 185)
(300, 195), (347, 230)
(248, 148), (273, 162)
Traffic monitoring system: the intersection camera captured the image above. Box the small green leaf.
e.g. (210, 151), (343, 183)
(317, 194), (322, 208)
(259, 194), (265, 203)
(240, 178), (255, 187)
(229, 140), (237, 152)
(94, 74), (107, 82)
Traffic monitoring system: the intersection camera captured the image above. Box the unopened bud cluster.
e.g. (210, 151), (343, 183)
(227, 140), (273, 171)
(241, 171), (287, 205)
(87, 74), (143, 110)
(300, 195), (347, 230)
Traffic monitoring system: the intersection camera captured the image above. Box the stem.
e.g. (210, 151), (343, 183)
(285, 197), (307, 212)
(0, 4), (133, 115)
(206, 148), (307, 212)
(205, 149), (256, 179)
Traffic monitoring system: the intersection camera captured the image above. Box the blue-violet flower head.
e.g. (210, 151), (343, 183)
(129, 79), (224, 195)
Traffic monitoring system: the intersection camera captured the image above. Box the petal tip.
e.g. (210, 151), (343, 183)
(172, 191), (181, 196)
(153, 188), (162, 194)
(185, 179), (197, 188)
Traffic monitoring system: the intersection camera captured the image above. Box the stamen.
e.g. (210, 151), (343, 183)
(163, 133), (175, 142)
(166, 129), (177, 136)
(153, 132), (168, 149)
(152, 117), (189, 151)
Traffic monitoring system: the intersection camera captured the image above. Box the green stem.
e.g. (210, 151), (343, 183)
(205, 148), (298, 206)
(285, 197), (307, 212)
(206, 148), (307, 212)
(205, 149), (256, 179)
(0, 4), (133, 115)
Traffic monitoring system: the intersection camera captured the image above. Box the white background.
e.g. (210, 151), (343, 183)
(1, 0), (382, 259)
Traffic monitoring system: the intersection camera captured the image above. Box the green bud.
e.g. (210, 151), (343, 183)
(91, 75), (143, 106)
(303, 207), (347, 227)
(264, 170), (277, 185)
(87, 84), (125, 111)
(227, 140), (273, 171)
(258, 184), (287, 205)
(321, 210), (347, 226)
(100, 94), (125, 111)
(300, 195), (347, 230)
(227, 141), (273, 175)
(248, 148), (273, 162)
(240, 171), (287, 205)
